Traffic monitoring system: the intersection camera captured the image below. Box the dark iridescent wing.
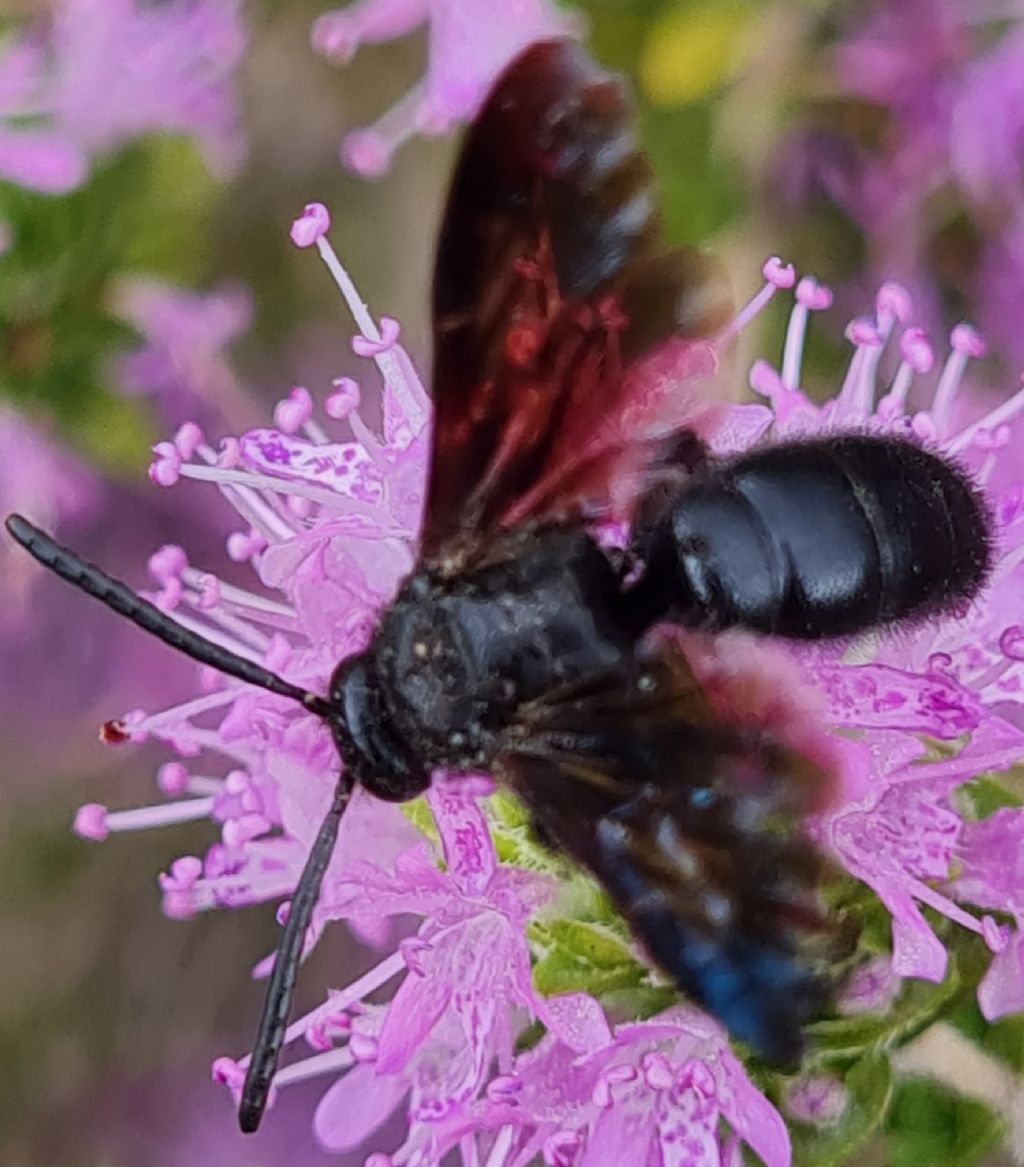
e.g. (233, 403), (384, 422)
(496, 642), (842, 1065)
(424, 40), (730, 557)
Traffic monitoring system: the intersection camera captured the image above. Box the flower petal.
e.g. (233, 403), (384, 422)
(719, 1050), (791, 1167)
(375, 957), (453, 1074)
(313, 1062), (409, 1151)
(977, 928), (1024, 1021)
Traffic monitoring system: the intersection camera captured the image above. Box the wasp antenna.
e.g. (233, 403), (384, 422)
(5, 513), (333, 716)
(238, 781), (353, 1133)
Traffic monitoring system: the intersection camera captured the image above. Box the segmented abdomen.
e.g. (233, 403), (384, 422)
(642, 435), (991, 639)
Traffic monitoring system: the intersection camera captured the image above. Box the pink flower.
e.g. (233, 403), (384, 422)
(949, 23), (1024, 209)
(307, 785), (566, 1154)
(0, 35), (87, 192)
(973, 225), (1024, 372)
(266, 787), (786, 1167)
(311, 0), (581, 176)
(765, 6), (1024, 378)
(953, 809), (1024, 1020)
(721, 273), (1024, 1001)
(0, 0), (245, 195)
(415, 1012), (789, 1167)
(0, 404), (99, 630)
(51, 0), (246, 178)
(835, 0), (965, 147)
(115, 279), (255, 431)
(783, 1073), (848, 1128)
(63, 217), (1024, 1164)
(0, 404), (241, 776)
(77, 206), (430, 931)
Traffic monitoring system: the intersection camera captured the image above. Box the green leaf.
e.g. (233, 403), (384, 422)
(537, 918), (639, 970)
(489, 790), (532, 831)
(952, 998), (1024, 1075)
(790, 1052), (893, 1167)
(529, 916), (647, 997)
(884, 1077), (1003, 1167)
(982, 1013), (1024, 1075)
(956, 773), (1024, 820)
(399, 796), (438, 844)
(484, 791), (589, 876)
(1, 131), (226, 469)
(806, 953), (962, 1062)
(531, 944), (646, 997)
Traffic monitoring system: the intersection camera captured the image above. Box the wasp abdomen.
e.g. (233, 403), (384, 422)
(638, 435), (991, 639)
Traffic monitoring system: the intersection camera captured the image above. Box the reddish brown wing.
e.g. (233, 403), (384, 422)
(495, 640), (846, 1064)
(424, 39), (729, 557)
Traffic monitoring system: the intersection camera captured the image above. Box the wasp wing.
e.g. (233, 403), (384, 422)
(424, 39), (729, 557)
(496, 642), (841, 1065)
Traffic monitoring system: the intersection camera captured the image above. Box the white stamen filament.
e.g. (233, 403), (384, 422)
(231, 487), (297, 543)
(349, 410), (388, 469)
(836, 345), (870, 413)
(484, 1125), (516, 1167)
(947, 386), (1024, 454)
(179, 463), (402, 528)
(180, 568), (297, 618)
(977, 452), (998, 483)
(363, 80), (426, 157)
(260, 488), (310, 535)
(183, 589), (272, 652)
(910, 875), (985, 936)
(151, 602), (274, 669)
(932, 349), (971, 431)
(176, 729), (254, 759)
(970, 657), (1016, 692)
(781, 301), (809, 391)
(887, 361), (916, 409)
(194, 443), (297, 542)
(184, 776), (223, 796)
(715, 278), (780, 345)
(133, 689), (239, 732)
(896, 745), (1024, 788)
(849, 337), (886, 416)
(393, 347), (431, 434)
(315, 234), (413, 414)
(508, 1135), (544, 1167)
(107, 796), (216, 832)
(239, 950), (407, 1069)
(303, 417), (330, 445)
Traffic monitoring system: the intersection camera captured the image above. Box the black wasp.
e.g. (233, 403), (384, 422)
(6, 40), (991, 1133)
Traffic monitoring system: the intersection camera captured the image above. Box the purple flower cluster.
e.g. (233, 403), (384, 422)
(0, 0), (245, 196)
(114, 278), (255, 432)
(310, 0), (580, 176)
(63, 201), (1024, 1164)
(718, 273), (1024, 1022)
(0, 405), (99, 635)
(773, 2), (1024, 368)
(0, 278), (255, 747)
